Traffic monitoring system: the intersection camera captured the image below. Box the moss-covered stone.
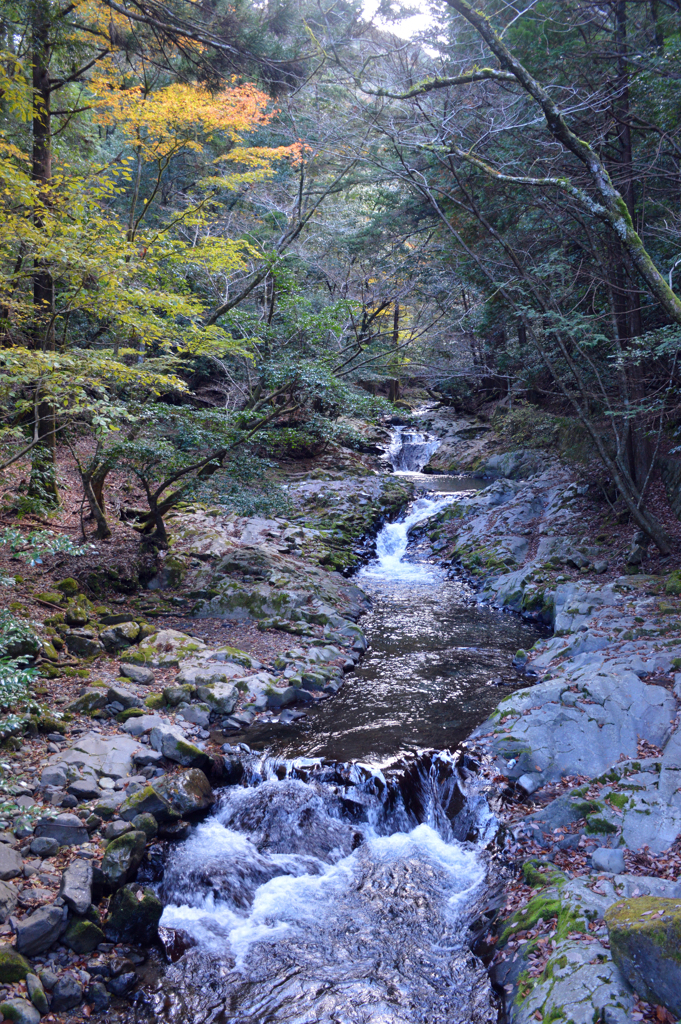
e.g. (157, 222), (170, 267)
(37, 591), (65, 607)
(144, 693), (165, 710)
(104, 883), (162, 944)
(119, 786), (173, 824)
(605, 897), (681, 1015)
(100, 830), (147, 888)
(63, 917), (105, 954)
(131, 813), (158, 839)
(116, 707), (145, 723)
(0, 945), (31, 982)
(55, 578), (80, 596)
(67, 689), (108, 714)
(36, 714), (65, 734)
(665, 572), (681, 597)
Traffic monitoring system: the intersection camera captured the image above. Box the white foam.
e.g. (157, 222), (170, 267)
(361, 494), (454, 583)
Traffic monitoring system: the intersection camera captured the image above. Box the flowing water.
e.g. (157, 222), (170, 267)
(144, 428), (546, 1024)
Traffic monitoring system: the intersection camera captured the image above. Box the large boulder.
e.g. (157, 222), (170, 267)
(100, 830), (146, 888)
(0, 998), (40, 1024)
(0, 881), (18, 923)
(176, 659), (243, 688)
(60, 858), (92, 916)
(100, 621), (141, 651)
(0, 945), (30, 982)
(34, 813), (88, 847)
(153, 769), (214, 818)
(127, 630), (210, 667)
(63, 916), (105, 954)
(106, 685), (143, 710)
(104, 884), (162, 943)
(0, 845), (21, 880)
(195, 682), (238, 715)
(15, 904), (64, 956)
(66, 689), (108, 714)
(64, 630), (104, 658)
(50, 732), (142, 780)
(605, 897), (681, 1016)
(119, 663), (154, 685)
(118, 785), (174, 824)
(149, 723), (208, 768)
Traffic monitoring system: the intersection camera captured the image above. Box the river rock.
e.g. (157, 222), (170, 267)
(162, 684), (194, 707)
(120, 662), (154, 684)
(591, 848), (625, 874)
(34, 813), (88, 847)
(176, 659), (243, 688)
(107, 684), (142, 710)
(104, 883), (162, 943)
(30, 840), (58, 864)
(26, 974), (48, 1016)
(127, 629), (210, 667)
(118, 784), (172, 822)
(123, 714), (164, 738)
(63, 916), (105, 954)
(195, 682), (238, 714)
(15, 904), (64, 955)
(100, 621), (141, 651)
(149, 723), (208, 767)
(605, 897), (681, 1015)
(66, 688), (108, 714)
(0, 945), (30, 982)
(86, 980), (110, 1012)
(0, 998), (40, 1024)
(0, 880), (17, 922)
(153, 769), (214, 818)
(39, 764), (68, 789)
(67, 777), (101, 801)
(52, 732), (142, 779)
(64, 630), (104, 658)
(104, 820), (133, 841)
(132, 812), (158, 838)
(177, 703), (211, 727)
(133, 748), (164, 767)
(0, 844), (21, 880)
(51, 973), (83, 1012)
(100, 830), (147, 888)
(60, 858), (93, 915)
(108, 971), (136, 996)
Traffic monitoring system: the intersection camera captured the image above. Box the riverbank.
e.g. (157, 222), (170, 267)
(417, 420), (681, 1024)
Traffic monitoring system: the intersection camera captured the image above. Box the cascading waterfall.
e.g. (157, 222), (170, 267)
(387, 425), (441, 473)
(146, 753), (497, 1024)
(135, 426), (542, 1024)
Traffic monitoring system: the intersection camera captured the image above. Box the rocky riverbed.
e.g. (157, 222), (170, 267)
(0, 409), (680, 1024)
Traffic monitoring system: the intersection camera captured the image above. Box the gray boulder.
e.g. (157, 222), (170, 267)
(67, 777), (101, 801)
(103, 820), (133, 841)
(51, 973), (83, 1012)
(60, 858), (93, 915)
(133, 748), (164, 767)
(592, 848), (625, 874)
(100, 621), (141, 651)
(106, 685), (143, 709)
(119, 663), (154, 685)
(15, 904), (64, 956)
(195, 682), (237, 714)
(606, 898), (681, 1016)
(0, 998), (40, 1024)
(66, 689), (108, 714)
(29, 836), (59, 858)
(0, 844), (22, 880)
(104, 883), (162, 943)
(64, 631), (104, 658)
(39, 765), (67, 789)
(0, 880), (17, 923)
(25, 974), (48, 1016)
(149, 723), (208, 767)
(153, 769), (214, 818)
(34, 813), (88, 847)
(86, 980), (110, 1011)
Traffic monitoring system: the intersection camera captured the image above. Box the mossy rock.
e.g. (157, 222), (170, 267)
(605, 897), (681, 1015)
(55, 578), (80, 596)
(116, 707), (145, 723)
(36, 591), (65, 606)
(36, 715), (65, 735)
(39, 664), (61, 679)
(0, 945), (31, 982)
(104, 883), (162, 943)
(665, 571), (681, 597)
(63, 917), (105, 954)
(145, 693), (165, 710)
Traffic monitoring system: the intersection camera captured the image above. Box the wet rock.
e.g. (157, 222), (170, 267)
(149, 723), (208, 768)
(0, 844), (21, 881)
(591, 848), (625, 874)
(25, 973), (48, 1015)
(100, 621), (141, 651)
(66, 689), (108, 714)
(606, 897), (681, 1015)
(51, 973), (83, 1012)
(0, 880), (18, 922)
(60, 858), (93, 915)
(120, 663), (154, 685)
(0, 945), (30, 982)
(108, 971), (136, 996)
(0, 997), (41, 1024)
(131, 813), (158, 839)
(104, 883), (162, 943)
(15, 904), (64, 955)
(63, 916), (105, 954)
(119, 785), (173, 823)
(34, 813), (88, 847)
(67, 777), (101, 801)
(85, 980), (110, 1011)
(158, 819), (190, 841)
(153, 769), (214, 819)
(100, 830), (147, 888)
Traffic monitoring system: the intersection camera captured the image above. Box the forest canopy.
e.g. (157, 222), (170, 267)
(1, 0), (681, 550)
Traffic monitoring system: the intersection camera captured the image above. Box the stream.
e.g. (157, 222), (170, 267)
(145, 427), (546, 1024)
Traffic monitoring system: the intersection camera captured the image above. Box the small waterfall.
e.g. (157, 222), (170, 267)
(388, 426), (440, 472)
(363, 494), (454, 583)
(146, 752), (497, 1024)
